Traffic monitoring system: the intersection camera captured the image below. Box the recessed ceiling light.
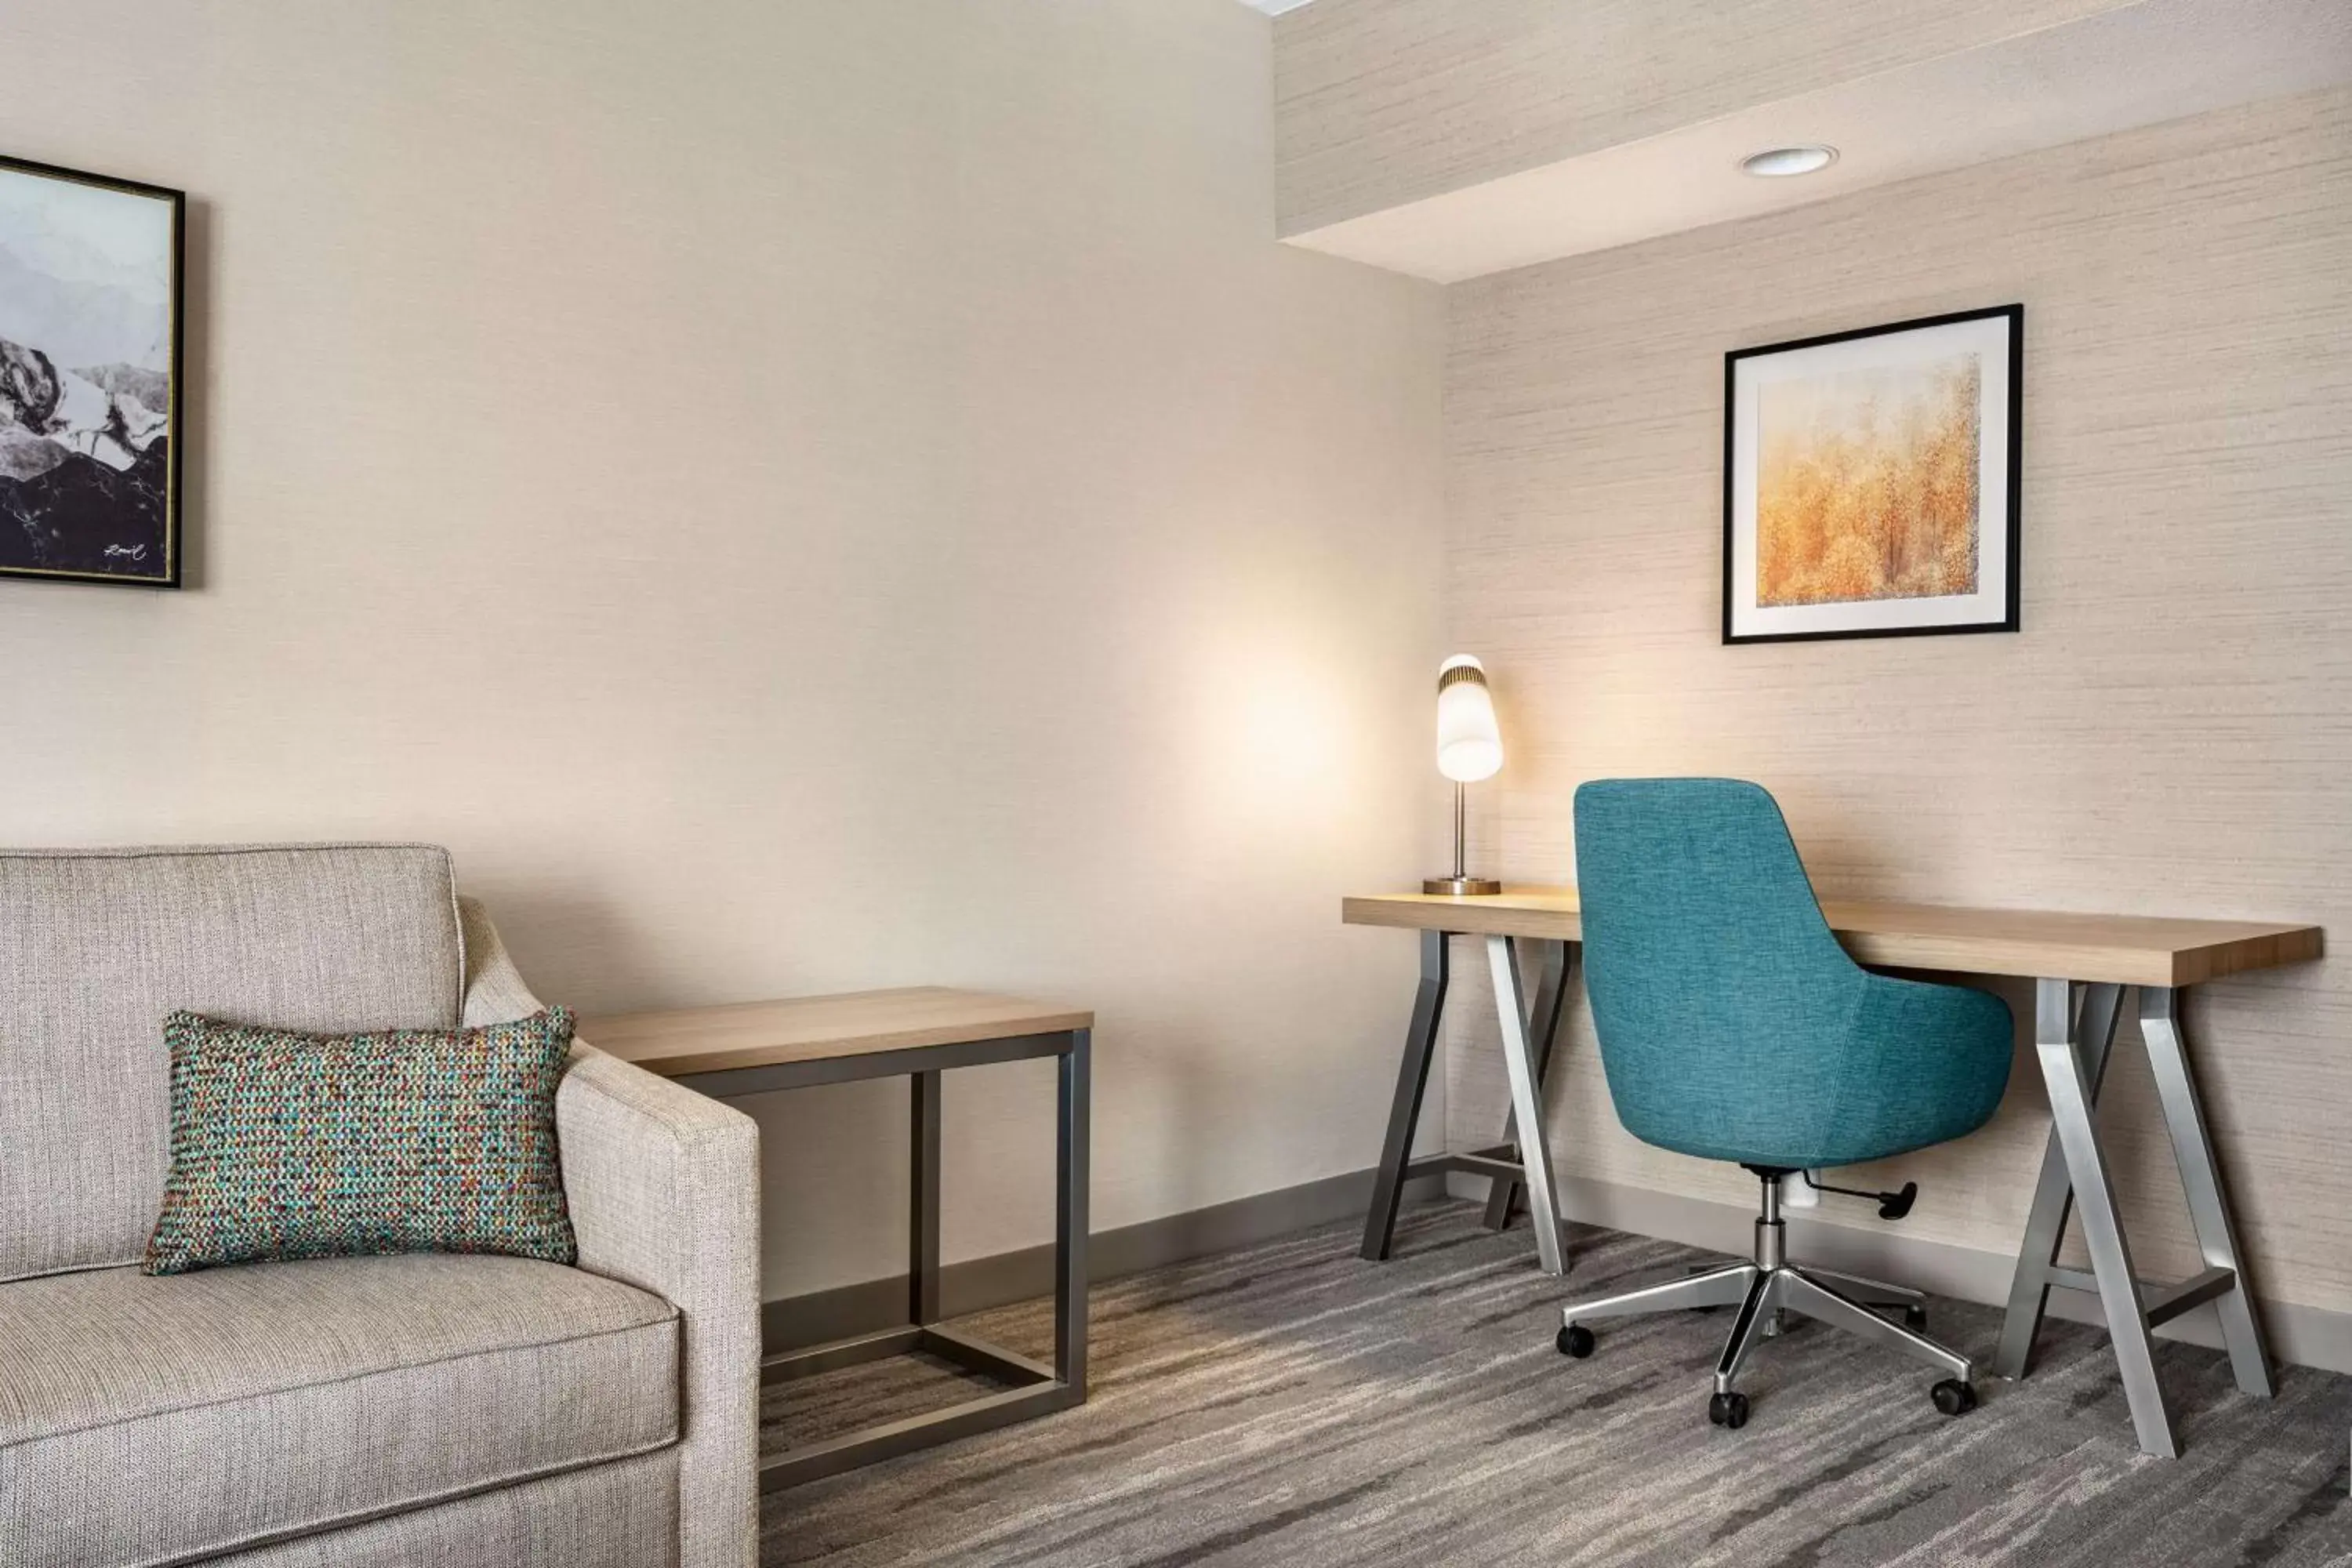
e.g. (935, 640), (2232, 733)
(1740, 145), (1838, 178)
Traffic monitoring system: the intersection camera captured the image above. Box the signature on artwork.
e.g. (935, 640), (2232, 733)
(104, 543), (149, 562)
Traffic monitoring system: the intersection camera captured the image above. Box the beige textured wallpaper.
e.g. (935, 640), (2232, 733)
(1442, 89), (2351, 1323)
(0, 0), (1448, 1301)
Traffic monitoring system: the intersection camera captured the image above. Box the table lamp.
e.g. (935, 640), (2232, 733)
(1425, 654), (1503, 896)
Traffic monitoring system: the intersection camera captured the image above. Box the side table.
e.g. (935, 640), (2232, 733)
(583, 987), (1091, 1489)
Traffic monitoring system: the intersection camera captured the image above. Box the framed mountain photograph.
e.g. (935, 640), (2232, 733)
(0, 154), (183, 589)
(1722, 305), (2022, 644)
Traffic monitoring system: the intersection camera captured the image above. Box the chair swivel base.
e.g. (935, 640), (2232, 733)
(1552, 1176), (1978, 1428)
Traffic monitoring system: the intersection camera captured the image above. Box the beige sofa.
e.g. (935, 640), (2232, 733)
(0, 845), (760, 1568)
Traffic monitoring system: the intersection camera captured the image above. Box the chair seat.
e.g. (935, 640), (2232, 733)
(1608, 971), (2016, 1170)
(0, 1253), (680, 1568)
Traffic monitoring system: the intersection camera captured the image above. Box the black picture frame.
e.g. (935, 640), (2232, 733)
(1722, 303), (2022, 645)
(0, 152), (186, 590)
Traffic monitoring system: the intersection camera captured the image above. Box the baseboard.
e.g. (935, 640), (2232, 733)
(1479, 1171), (2352, 1377)
(761, 1164), (1444, 1352)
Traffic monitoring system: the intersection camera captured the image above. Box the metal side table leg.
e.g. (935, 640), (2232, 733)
(1483, 938), (1573, 1232)
(2141, 987), (2272, 1399)
(1994, 982), (2124, 1379)
(911, 1069), (942, 1325)
(2033, 977), (2179, 1457)
(1488, 935), (1566, 1276)
(1361, 929), (1450, 1262)
(1056, 1027), (1091, 1393)
(756, 1025), (1089, 1489)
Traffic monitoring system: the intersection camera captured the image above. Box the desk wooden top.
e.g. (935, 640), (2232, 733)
(1342, 888), (2321, 989)
(581, 987), (1094, 1078)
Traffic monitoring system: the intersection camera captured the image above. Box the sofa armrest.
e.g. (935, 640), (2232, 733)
(459, 898), (760, 1568)
(557, 1047), (760, 1568)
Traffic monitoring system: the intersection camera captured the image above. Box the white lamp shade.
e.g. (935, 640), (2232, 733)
(1435, 655), (1503, 782)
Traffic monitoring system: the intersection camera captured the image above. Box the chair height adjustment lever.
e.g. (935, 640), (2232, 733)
(1801, 1171), (1918, 1221)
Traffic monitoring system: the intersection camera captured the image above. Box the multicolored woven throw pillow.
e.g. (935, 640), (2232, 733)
(143, 1007), (579, 1275)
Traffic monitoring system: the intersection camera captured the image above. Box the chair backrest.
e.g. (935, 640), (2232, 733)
(0, 844), (463, 1282)
(1572, 779), (1867, 1160)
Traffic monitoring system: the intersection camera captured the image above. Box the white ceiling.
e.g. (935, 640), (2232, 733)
(1241, 0), (1316, 15)
(1282, 0), (2352, 282)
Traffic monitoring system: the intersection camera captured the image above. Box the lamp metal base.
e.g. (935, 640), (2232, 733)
(1422, 876), (1502, 897)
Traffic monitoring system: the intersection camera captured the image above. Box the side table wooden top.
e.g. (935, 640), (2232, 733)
(581, 986), (1094, 1079)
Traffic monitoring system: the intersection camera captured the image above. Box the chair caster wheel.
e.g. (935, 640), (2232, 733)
(1930, 1379), (1977, 1417)
(1904, 1304), (1929, 1330)
(1558, 1323), (1595, 1359)
(1708, 1391), (1750, 1428)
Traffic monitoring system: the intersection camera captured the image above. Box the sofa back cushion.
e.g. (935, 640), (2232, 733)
(0, 844), (463, 1282)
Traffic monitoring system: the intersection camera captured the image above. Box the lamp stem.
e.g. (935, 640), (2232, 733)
(1453, 779), (1467, 880)
(1423, 771), (1498, 896)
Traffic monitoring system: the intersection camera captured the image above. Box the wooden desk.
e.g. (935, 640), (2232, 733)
(584, 988), (1091, 1489)
(1343, 889), (2319, 987)
(1343, 887), (2323, 1459)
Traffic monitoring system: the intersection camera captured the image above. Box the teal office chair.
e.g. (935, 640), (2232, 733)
(1552, 779), (2013, 1428)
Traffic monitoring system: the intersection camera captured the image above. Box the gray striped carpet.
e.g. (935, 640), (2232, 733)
(759, 1200), (2352, 1566)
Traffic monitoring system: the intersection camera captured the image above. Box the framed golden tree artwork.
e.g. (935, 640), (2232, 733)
(1722, 305), (2021, 644)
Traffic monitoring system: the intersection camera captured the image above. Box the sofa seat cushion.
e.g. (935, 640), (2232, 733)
(0, 1254), (680, 1568)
